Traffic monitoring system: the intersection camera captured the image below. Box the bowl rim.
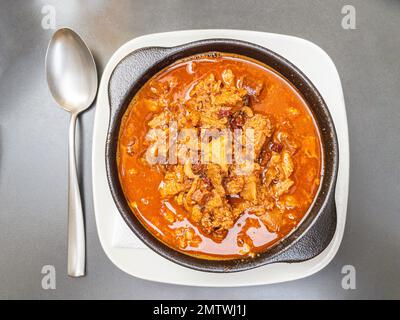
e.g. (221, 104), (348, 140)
(105, 38), (339, 273)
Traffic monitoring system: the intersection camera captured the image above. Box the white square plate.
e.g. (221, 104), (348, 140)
(92, 29), (349, 287)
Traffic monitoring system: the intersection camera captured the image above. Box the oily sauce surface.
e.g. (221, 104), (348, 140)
(117, 53), (322, 259)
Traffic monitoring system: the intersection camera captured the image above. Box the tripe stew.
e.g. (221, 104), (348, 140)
(117, 53), (322, 259)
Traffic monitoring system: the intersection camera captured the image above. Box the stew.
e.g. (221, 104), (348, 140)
(117, 52), (322, 259)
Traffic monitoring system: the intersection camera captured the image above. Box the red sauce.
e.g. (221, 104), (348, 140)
(117, 53), (322, 259)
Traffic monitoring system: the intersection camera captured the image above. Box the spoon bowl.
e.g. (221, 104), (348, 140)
(46, 28), (97, 113)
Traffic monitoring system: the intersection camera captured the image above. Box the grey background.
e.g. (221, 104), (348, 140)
(0, 0), (399, 299)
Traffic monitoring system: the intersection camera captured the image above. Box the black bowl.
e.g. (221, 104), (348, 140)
(105, 39), (339, 273)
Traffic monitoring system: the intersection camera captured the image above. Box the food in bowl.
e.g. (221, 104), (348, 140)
(117, 52), (322, 259)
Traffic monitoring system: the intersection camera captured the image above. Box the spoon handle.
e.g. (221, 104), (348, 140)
(67, 113), (85, 277)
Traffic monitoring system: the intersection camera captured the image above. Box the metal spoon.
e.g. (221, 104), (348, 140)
(45, 28), (97, 277)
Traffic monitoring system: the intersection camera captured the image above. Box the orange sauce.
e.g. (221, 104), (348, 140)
(117, 53), (322, 259)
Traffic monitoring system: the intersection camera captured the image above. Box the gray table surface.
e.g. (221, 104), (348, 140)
(1, 0), (399, 299)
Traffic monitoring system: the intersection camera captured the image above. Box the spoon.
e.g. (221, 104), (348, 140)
(45, 28), (97, 277)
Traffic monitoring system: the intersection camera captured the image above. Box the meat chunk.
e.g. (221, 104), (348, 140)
(201, 204), (237, 239)
(191, 205), (202, 222)
(222, 69), (235, 87)
(243, 114), (274, 156)
(259, 210), (282, 232)
(187, 71), (248, 129)
(175, 227), (201, 249)
(147, 111), (169, 128)
(272, 179), (294, 197)
(213, 89), (247, 107)
(240, 174), (258, 202)
(281, 151), (294, 177)
(225, 175), (245, 195)
(203, 134), (230, 172)
(262, 151), (294, 188)
(159, 166), (185, 198)
(159, 178), (184, 198)
(194, 188), (237, 239)
(206, 164), (226, 196)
